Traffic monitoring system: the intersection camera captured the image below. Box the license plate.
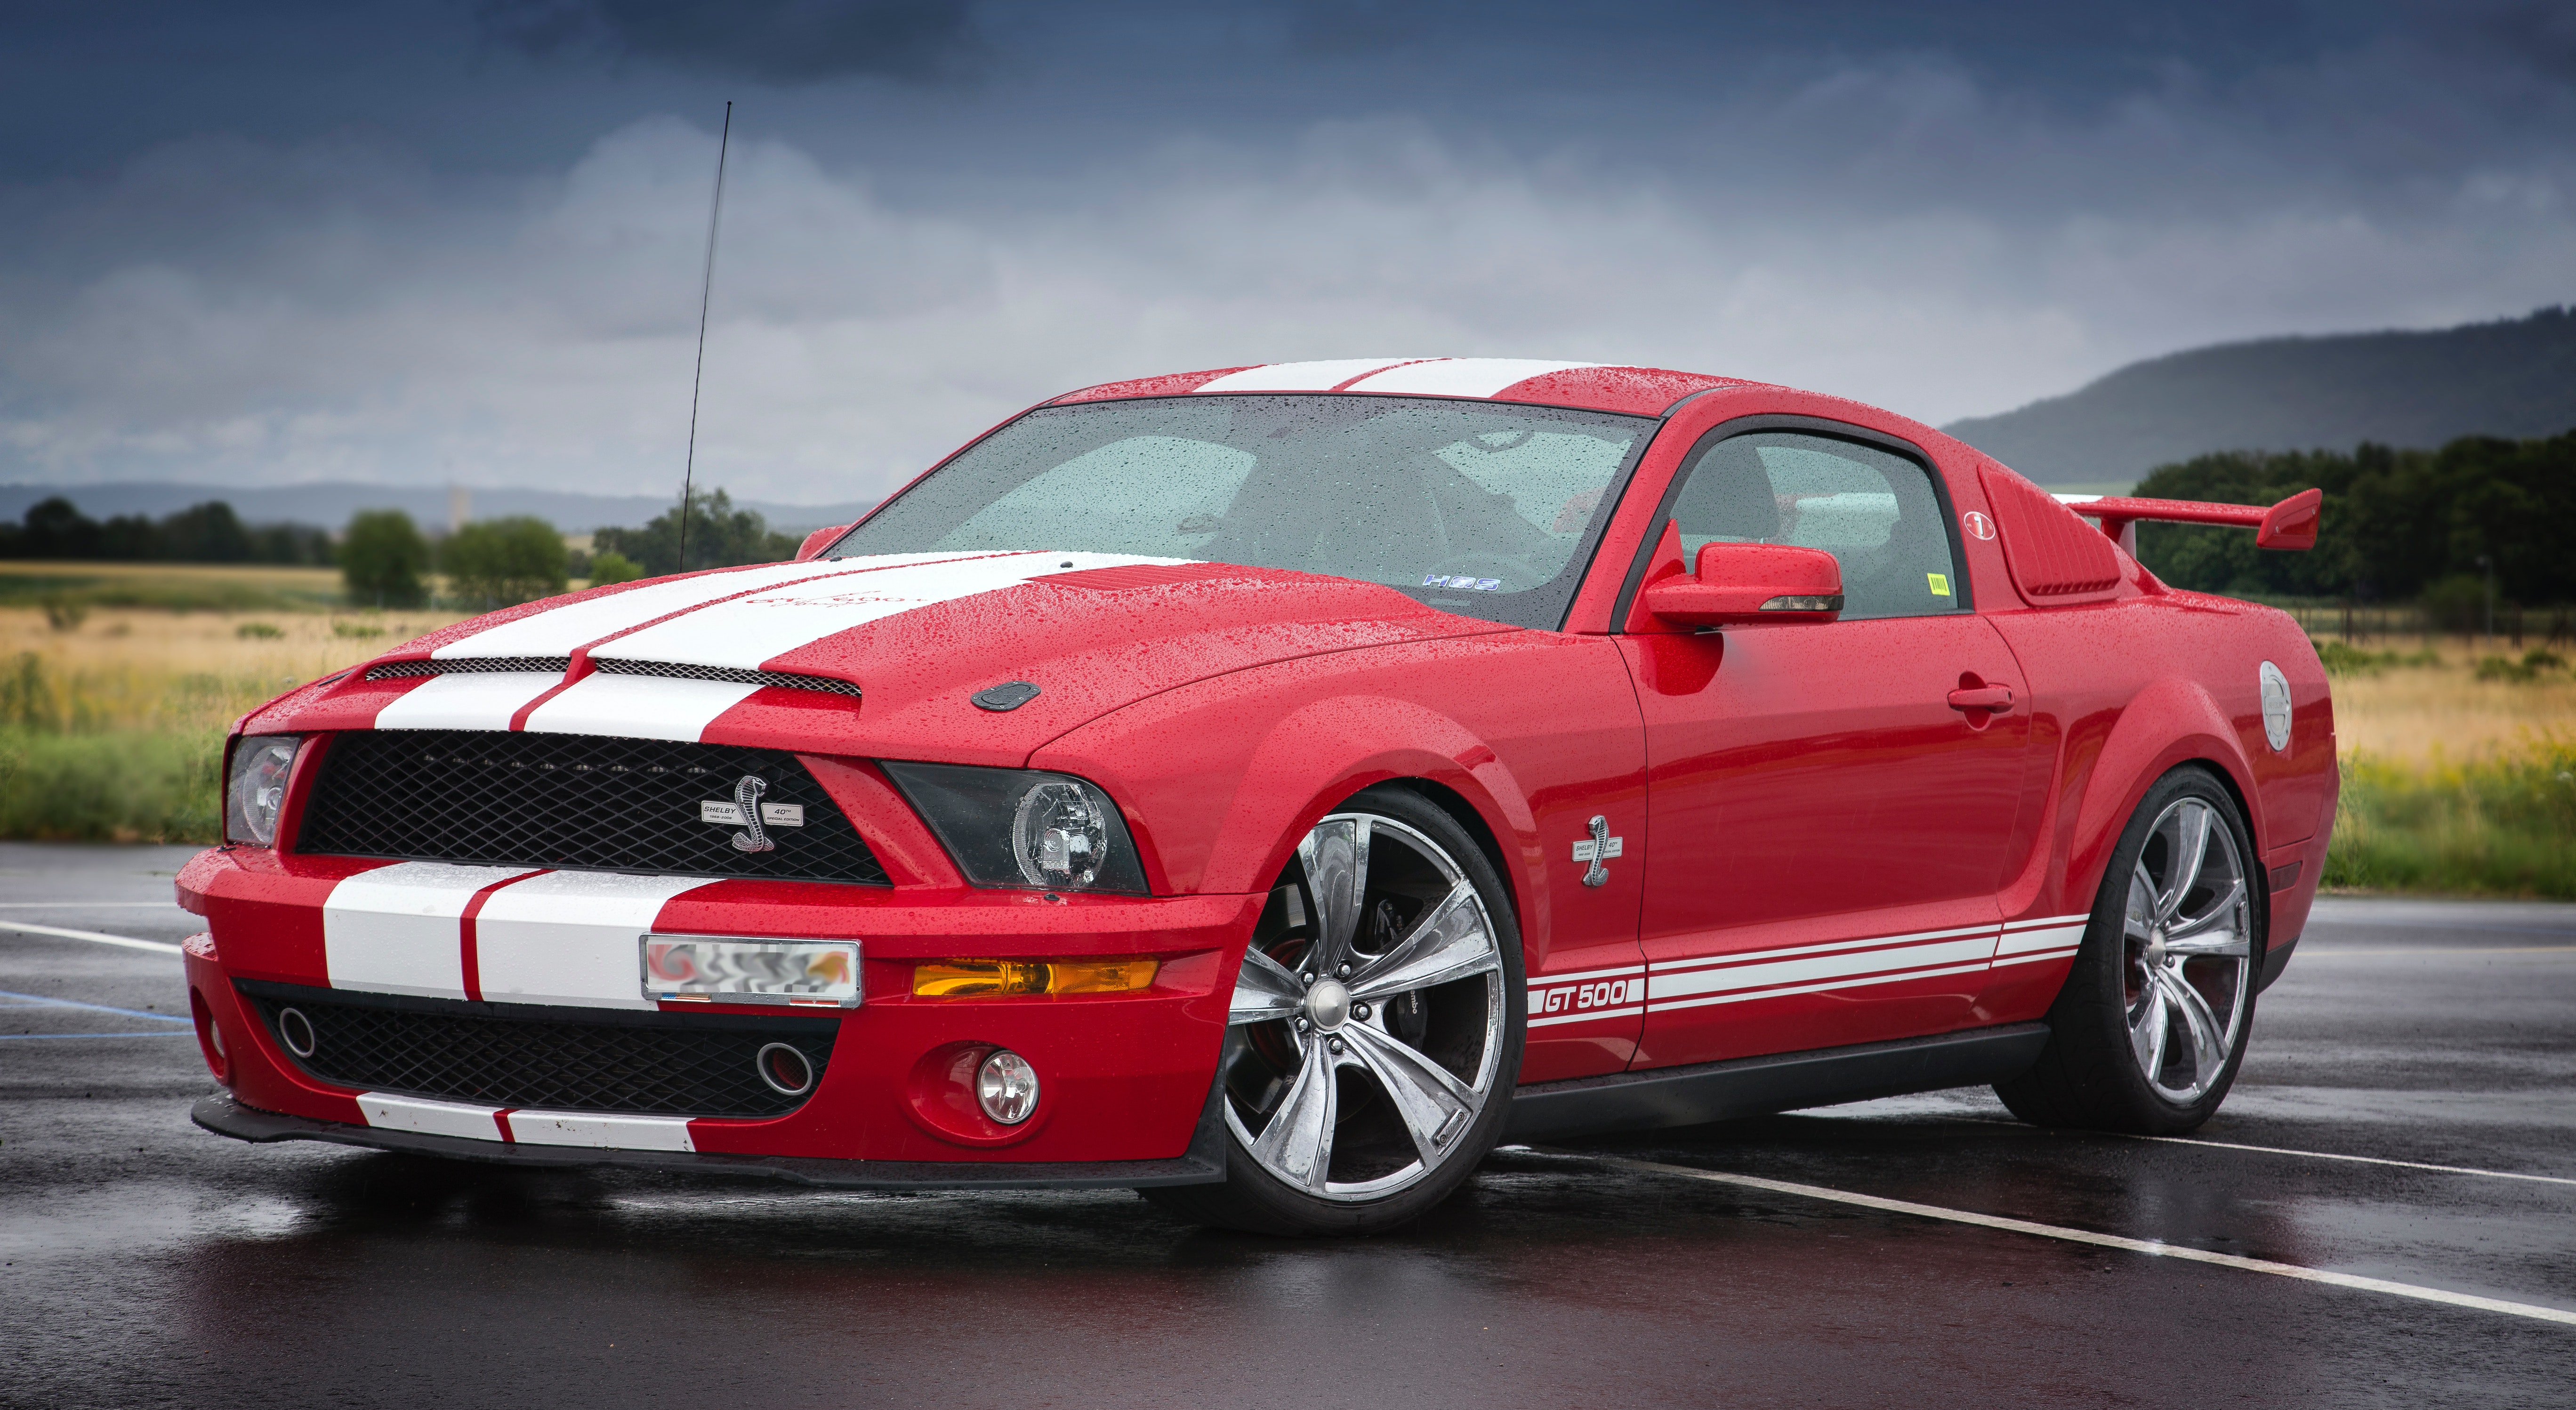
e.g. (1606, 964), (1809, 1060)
(641, 935), (861, 1007)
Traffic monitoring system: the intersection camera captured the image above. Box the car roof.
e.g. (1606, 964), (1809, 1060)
(1048, 358), (1758, 419)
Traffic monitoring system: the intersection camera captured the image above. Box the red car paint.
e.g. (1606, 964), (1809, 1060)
(184, 358), (2334, 1170)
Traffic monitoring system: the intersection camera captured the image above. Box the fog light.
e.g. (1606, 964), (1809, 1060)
(976, 1049), (1038, 1125)
(912, 957), (1156, 998)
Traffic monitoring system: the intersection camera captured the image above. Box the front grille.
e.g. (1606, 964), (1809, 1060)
(297, 730), (889, 885)
(592, 659), (863, 698)
(240, 982), (837, 1118)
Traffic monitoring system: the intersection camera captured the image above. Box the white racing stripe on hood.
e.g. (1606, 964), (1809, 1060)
(522, 675), (760, 742)
(374, 670), (566, 732)
(1192, 359), (1426, 393)
(1344, 359), (1598, 398)
(428, 553), (973, 660)
(472, 870), (714, 1012)
(591, 550), (1190, 672)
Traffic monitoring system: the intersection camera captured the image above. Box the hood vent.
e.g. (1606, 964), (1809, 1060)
(366, 657), (569, 679)
(590, 659), (861, 699)
(362, 657), (859, 699)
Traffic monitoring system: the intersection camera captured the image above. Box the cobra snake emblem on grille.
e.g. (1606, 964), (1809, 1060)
(731, 775), (774, 853)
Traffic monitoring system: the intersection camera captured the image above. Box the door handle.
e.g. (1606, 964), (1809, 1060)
(1947, 685), (2013, 714)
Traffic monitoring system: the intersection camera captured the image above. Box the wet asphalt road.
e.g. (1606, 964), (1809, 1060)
(2, 844), (2570, 1409)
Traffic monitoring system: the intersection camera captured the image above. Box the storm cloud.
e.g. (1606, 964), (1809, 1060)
(0, 1), (2568, 503)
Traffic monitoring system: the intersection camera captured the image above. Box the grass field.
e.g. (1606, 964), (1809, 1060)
(0, 591), (465, 842)
(0, 566), (2566, 894)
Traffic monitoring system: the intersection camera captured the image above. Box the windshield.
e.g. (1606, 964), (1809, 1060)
(830, 395), (1651, 628)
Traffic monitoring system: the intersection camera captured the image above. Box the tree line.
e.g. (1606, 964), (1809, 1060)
(0, 487), (807, 611)
(0, 497), (333, 565)
(2121, 427), (2576, 610)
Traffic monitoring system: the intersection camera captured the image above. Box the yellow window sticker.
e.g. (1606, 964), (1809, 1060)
(1927, 572), (1951, 597)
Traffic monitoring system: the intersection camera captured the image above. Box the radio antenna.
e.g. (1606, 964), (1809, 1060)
(677, 99), (733, 574)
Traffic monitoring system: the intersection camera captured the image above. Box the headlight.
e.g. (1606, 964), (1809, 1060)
(880, 762), (1148, 894)
(224, 735), (302, 846)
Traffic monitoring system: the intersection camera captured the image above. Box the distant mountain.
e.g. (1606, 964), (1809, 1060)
(0, 482), (875, 537)
(1943, 305), (2576, 485)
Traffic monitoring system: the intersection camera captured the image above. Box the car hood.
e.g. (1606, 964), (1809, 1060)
(264, 551), (1514, 765)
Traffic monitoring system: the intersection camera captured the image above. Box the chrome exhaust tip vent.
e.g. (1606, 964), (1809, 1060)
(276, 1007), (317, 1059)
(755, 1041), (815, 1096)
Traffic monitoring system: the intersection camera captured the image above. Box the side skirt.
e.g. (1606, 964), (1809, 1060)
(1503, 1022), (2051, 1144)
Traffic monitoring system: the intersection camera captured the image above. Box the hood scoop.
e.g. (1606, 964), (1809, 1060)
(589, 658), (862, 699)
(363, 655), (861, 700)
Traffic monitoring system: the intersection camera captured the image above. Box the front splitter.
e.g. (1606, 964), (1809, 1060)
(192, 1088), (1227, 1191)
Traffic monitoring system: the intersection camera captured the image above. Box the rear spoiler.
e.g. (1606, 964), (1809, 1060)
(2053, 488), (2320, 555)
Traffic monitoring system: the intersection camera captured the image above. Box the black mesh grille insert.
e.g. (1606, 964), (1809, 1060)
(361, 657), (861, 698)
(240, 981), (838, 1118)
(592, 659), (863, 698)
(366, 658), (570, 679)
(297, 730), (889, 885)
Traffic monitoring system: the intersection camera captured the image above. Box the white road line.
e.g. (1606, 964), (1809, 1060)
(1557, 1153), (2576, 1328)
(2297, 946), (2576, 957)
(0, 920), (185, 955)
(0, 907), (188, 918)
(2116, 1134), (2576, 1188)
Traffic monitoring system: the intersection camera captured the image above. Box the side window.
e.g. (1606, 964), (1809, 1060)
(1666, 430), (1964, 620)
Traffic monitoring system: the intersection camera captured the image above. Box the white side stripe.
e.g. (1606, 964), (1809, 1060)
(1650, 937), (1996, 1004)
(1521, 912), (2092, 1027)
(1990, 948), (2082, 968)
(1650, 924), (2000, 978)
(1650, 961), (1998, 1015)
(1344, 358), (1599, 398)
(1996, 923), (2089, 957)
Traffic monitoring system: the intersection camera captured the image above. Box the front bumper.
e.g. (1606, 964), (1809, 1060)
(180, 846), (1259, 1169)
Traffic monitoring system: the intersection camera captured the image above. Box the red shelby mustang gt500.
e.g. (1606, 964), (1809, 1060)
(182, 357), (2335, 1235)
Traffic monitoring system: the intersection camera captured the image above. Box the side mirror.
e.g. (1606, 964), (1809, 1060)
(1641, 542), (1844, 628)
(794, 524), (851, 562)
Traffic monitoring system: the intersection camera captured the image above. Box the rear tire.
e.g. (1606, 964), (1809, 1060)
(1142, 786), (1525, 1235)
(1997, 765), (2262, 1134)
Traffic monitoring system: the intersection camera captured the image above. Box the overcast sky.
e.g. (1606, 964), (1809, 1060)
(2, 0), (2570, 504)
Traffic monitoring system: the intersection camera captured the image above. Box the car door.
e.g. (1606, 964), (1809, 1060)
(1615, 426), (2038, 1068)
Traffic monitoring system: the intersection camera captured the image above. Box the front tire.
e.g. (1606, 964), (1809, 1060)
(1997, 765), (2262, 1134)
(1143, 786), (1525, 1235)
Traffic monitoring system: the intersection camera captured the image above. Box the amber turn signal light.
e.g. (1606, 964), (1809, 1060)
(912, 957), (1158, 998)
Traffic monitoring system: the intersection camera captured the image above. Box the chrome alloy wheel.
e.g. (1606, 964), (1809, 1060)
(2122, 797), (2253, 1104)
(1223, 814), (1507, 1201)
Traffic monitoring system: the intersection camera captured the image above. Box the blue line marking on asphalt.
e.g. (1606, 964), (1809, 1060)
(0, 988), (193, 1023)
(0, 1031), (196, 1040)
